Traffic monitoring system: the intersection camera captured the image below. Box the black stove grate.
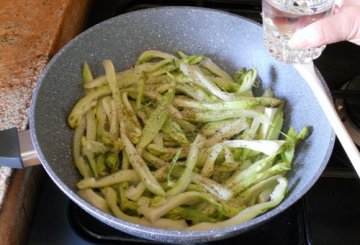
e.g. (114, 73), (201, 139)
(87, 0), (262, 28)
(26, 168), (360, 245)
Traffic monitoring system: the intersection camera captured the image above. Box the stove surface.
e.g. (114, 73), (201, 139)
(27, 163), (360, 245)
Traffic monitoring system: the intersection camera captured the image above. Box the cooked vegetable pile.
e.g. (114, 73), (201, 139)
(68, 50), (308, 230)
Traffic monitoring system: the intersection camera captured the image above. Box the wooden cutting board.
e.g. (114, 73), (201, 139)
(0, 0), (92, 244)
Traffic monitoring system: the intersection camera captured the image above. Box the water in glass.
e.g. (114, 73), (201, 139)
(262, 0), (334, 63)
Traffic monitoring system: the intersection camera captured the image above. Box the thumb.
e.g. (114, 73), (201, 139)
(288, 6), (360, 49)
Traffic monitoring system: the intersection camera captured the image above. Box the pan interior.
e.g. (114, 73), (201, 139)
(30, 7), (334, 242)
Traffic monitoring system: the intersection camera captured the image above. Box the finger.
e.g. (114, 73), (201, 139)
(288, 6), (360, 49)
(343, 0), (360, 7)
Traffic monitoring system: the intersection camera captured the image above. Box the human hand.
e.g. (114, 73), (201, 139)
(288, 0), (360, 49)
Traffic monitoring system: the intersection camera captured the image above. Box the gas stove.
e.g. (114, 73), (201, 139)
(26, 1), (360, 244)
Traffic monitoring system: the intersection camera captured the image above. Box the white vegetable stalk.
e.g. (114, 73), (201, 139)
(222, 140), (286, 156)
(167, 134), (205, 196)
(189, 177), (287, 230)
(191, 173), (233, 201)
(180, 63), (238, 101)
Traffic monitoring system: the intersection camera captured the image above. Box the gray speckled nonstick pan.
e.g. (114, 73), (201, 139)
(27, 7), (334, 244)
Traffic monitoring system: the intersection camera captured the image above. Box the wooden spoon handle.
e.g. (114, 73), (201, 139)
(293, 62), (360, 177)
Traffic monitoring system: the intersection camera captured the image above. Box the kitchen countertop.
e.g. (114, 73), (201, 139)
(0, 0), (92, 244)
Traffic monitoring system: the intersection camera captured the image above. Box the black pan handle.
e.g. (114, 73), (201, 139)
(0, 127), (40, 168)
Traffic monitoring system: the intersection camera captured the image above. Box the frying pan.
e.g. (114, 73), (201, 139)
(0, 7), (335, 243)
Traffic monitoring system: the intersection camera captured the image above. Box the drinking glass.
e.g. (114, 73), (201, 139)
(262, 0), (335, 63)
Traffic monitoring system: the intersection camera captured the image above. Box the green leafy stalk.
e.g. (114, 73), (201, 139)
(189, 177), (287, 230)
(138, 191), (222, 223)
(167, 148), (182, 187)
(102, 187), (188, 229)
(180, 63), (238, 101)
(183, 108), (271, 124)
(122, 132), (165, 196)
(136, 50), (178, 64)
(78, 189), (110, 214)
(68, 86), (111, 128)
(103, 59), (141, 143)
(77, 169), (140, 189)
(161, 119), (189, 146)
(73, 116), (92, 178)
(174, 97), (282, 110)
(136, 88), (175, 153)
(167, 134), (205, 196)
(191, 173), (233, 201)
(106, 152), (120, 173)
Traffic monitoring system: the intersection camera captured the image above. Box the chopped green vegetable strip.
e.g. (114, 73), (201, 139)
(189, 177), (287, 230)
(82, 62), (93, 84)
(126, 183), (147, 201)
(78, 189), (111, 214)
(180, 63), (238, 101)
(175, 83), (213, 101)
(68, 86), (111, 128)
(182, 108), (271, 124)
(161, 119), (188, 146)
(174, 97), (281, 110)
(77, 169), (140, 189)
(204, 118), (248, 148)
(222, 140), (285, 156)
(167, 134), (205, 196)
(266, 112), (284, 140)
(83, 67), (141, 89)
(237, 68), (258, 94)
(237, 174), (282, 206)
(105, 152), (120, 173)
(85, 109), (97, 141)
(103, 59), (141, 143)
(122, 132), (165, 196)
(231, 161), (289, 195)
(138, 191), (222, 223)
(200, 57), (235, 85)
(102, 186), (188, 229)
(96, 154), (107, 177)
(81, 137), (109, 154)
(136, 75), (145, 110)
(201, 144), (223, 177)
(136, 50), (178, 64)
(73, 116), (92, 178)
(136, 89), (174, 153)
(141, 150), (167, 168)
(167, 148), (182, 187)
(166, 207), (217, 223)
(191, 173), (233, 201)
(224, 155), (277, 190)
